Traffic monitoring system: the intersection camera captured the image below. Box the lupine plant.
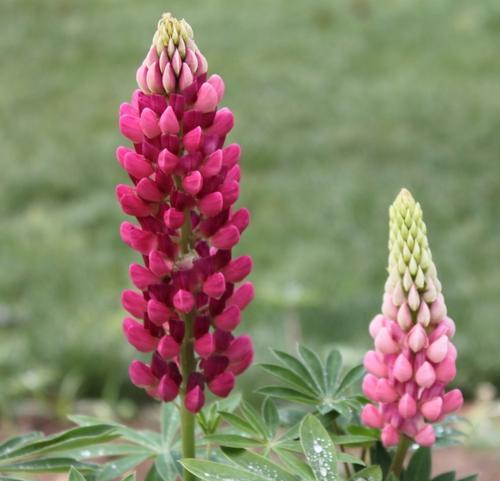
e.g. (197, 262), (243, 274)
(0, 11), (477, 481)
(116, 12), (254, 481)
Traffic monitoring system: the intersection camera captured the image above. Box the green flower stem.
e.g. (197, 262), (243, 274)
(331, 419), (351, 478)
(386, 435), (411, 481)
(179, 206), (197, 481)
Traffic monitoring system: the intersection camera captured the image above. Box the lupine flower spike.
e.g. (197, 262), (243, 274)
(117, 13), (254, 414)
(361, 189), (463, 447)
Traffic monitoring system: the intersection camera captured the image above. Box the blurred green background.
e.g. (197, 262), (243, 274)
(1, 0), (499, 416)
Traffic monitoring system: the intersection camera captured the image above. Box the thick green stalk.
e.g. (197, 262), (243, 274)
(386, 435), (411, 481)
(180, 315), (196, 481)
(179, 209), (196, 481)
(331, 419), (352, 478)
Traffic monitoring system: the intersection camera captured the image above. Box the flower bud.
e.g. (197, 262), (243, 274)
(182, 170), (203, 195)
(159, 106), (180, 134)
(212, 225), (240, 250)
(140, 108), (161, 138)
(158, 335), (180, 359)
(199, 192), (223, 217)
(122, 317), (159, 352)
(407, 324), (428, 352)
(158, 148), (179, 174)
(415, 361), (436, 388)
(363, 351), (388, 378)
(398, 393), (417, 419)
(381, 425), (400, 447)
(414, 425), (435, 447)
(183, 126), (202, 153)
(214, 305), (241, 331)
(206, 108), (234, 136)
(164, 208), (185, 229)
(147, 299), (172, 325)
(200, 150), (223, 177)
(361, 404), (384, 429)
(129, 264), (160, 290)
(129, 360), (156, 387)
(222, 256), (253, 283)
(148, 250), (173, 277)
(421, 396), (443, 421)
(442, 389), (463, 414)
(123, 152), (154, 178)
(194, 82), (219, 113)
(228, 282), (254, 310)
(374, 327), (399, 354)
(122, 290), (147, 318)
(194, 333), (215, 358)
(427, 335), (448, 363)
(173, 289), (195, 313)
(119, 114), (143, 144)
(203, 272), (226, 299)
(393, 353), (413, 382)
(208, 371), (235, 397)
(158, 374), (180, 402)
(185, 385), (205, 413)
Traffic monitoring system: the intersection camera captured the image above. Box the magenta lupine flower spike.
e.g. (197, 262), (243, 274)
(361, 189), (463, 447)
(117, 13), (254, 413)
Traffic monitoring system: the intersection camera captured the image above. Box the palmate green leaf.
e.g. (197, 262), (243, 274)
(68, 415), (162, 451)
(0, 458), (99, 474)
(431, 472), (456, 481)
(62, 442), (151, 459)
(122, 473), (137, 481)
(300, 414), (339, 481)
(96, 454), (151, 481)
(69, 467), (87, 481)
(457, 476), (478, 481)
(405, 447), (431, 481)
(0, 432), (44, 457)
(256, 386), (317, 405)
(219, 412), (260, 437)
(144, 464), (162, 481)
(271, 350), (318, 393)
(346, 425), (379, 438)
(330, 434), (376, 446)
(337, 452), (365, 466)
(154, 451), (180, 481)
(181, 459), (269, 481)
(260, 364), (318, 397)
(336, 366), (364, 395)
(0, 477), (26, 481)
(274, 447), (314, 480)
(297, 345), (326, 393)
(161, 403), (180, 448)
(221, 447), (297, 481)
(0, 425), (118, 460)
(261, 398), (280, 439)
(325, 351), (342, 395)
(349, 466), (382, 481)
(240, 402), (269, 440)
(205, 434), (262, 449)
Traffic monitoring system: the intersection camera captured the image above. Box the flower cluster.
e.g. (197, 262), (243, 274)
(117, 13), (254, 413)
(361, 189), (463, 447)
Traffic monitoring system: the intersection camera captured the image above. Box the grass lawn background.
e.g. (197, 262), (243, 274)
(1, 0), (499, 407)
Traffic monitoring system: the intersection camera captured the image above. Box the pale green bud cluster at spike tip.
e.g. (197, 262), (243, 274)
(384, 189), (445, 330)
(152, 13), (194, 58)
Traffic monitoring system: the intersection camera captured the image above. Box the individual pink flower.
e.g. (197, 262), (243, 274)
(117, 13), (254, 413)
(361, 189), (463, 447)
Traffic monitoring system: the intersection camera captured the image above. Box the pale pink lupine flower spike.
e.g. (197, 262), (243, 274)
(117, 13), (254, 412)
(361, 189), (463, 447)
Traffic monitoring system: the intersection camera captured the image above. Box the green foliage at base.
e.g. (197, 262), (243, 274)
(1, 0), (500, 409)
